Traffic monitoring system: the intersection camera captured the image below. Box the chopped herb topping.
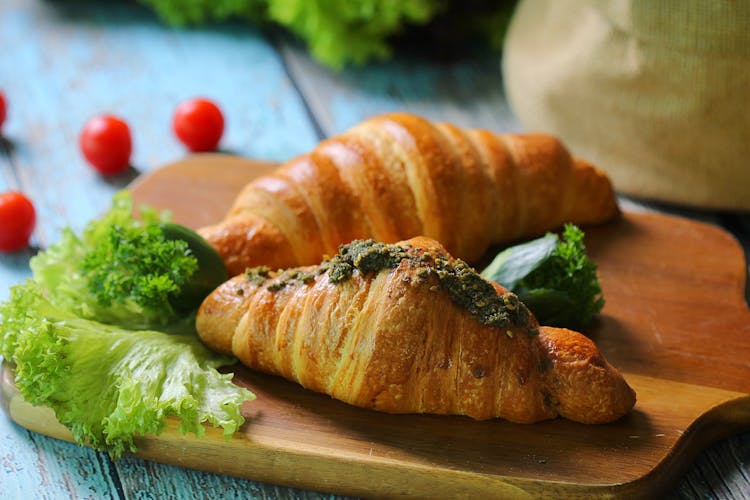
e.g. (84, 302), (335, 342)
(243, 239), (533, 331)
(245, 266), (271, 284)
(244, 265), (320, 292)
(325, 239), (408, 283)
(414, 251), (531, 330)
(267, 268), (318, 291)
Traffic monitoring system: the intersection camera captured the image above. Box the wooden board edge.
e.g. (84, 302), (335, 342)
(3, 361), (749, 499)
(623, 393), (750, 498)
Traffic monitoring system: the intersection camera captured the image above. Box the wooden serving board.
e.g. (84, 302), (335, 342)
(3, 154), (750, 499)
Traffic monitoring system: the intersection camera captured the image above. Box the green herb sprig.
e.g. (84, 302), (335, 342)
(481, 224), (604, 328)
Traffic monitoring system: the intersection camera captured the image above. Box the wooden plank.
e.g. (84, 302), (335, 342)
(0, 1), (323, 498)
(0, 399), (120, 499)
(277, 41), (521, 137)
(276, 41), (734, 250)
(1, 1), (747, 497)
(4, 360), (749, 499)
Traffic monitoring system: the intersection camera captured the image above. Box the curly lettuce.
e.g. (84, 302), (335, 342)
(0, 191), (251, 458)
(131, 0), (516, 68)
(2, 281), (252, 458)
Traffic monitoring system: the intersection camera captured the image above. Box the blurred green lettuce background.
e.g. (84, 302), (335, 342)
(133, 0), (517, 68)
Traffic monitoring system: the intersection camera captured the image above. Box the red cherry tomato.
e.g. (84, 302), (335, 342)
(0, 91), (6, 131)
(0, 191), (36, 252)
(79, 115), (132, 175)
(172, 98), (224, 152)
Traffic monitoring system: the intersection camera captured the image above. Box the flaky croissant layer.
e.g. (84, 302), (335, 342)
(199, 113), (619, 276)
(197, 237), (635, 424)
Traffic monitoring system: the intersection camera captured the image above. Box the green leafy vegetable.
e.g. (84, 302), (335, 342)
(1, 281), (253, 458)
(128, 0), (517, 69)
(0, 191), (250, 458)
(30, 191), (226, 330)
(481, 224), (604, 327)
(264, 0), (439, 68)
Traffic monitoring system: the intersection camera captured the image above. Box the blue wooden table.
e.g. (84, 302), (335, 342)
(1, 1), (749, 498)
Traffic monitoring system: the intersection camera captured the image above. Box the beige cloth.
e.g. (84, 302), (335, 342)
(502, 0), (750, 210)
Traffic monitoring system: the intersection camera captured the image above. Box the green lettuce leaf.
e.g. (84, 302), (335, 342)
(2, 280), (254, 458)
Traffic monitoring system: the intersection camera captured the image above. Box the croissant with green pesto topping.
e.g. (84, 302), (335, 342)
(196, 237), (635, 424)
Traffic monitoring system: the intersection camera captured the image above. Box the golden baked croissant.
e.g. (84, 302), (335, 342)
(199, 113), (619, 276)
(197, 237), (635, 424)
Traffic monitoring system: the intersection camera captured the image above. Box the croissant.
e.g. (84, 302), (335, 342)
(199, 113), (619, 276)
(196, 237), (635, 424)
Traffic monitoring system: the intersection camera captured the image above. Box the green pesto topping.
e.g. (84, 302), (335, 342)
(267, 268), (318, 291)
(325, 239), (409, 283)
(245, 266), (272, 284)
(326, 239), (531, 330)
(420, 253), (531, 330)
(244, 265), (318, 292)
(244, 239), (532, 331)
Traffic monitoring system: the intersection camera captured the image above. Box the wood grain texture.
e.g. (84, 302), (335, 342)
(6, 156), (749, 498)
(0, 1), (321, 498)
(3, 363), (748, 499)
(277, 41), (522, 138)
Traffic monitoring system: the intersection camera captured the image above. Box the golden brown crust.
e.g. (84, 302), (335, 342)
(198, 113), (619, 276)
(536, 327), (636, 424)
(196, 237), (635, 424)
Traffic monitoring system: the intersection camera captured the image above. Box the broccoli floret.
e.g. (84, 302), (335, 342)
(481, 224), (604, 327)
